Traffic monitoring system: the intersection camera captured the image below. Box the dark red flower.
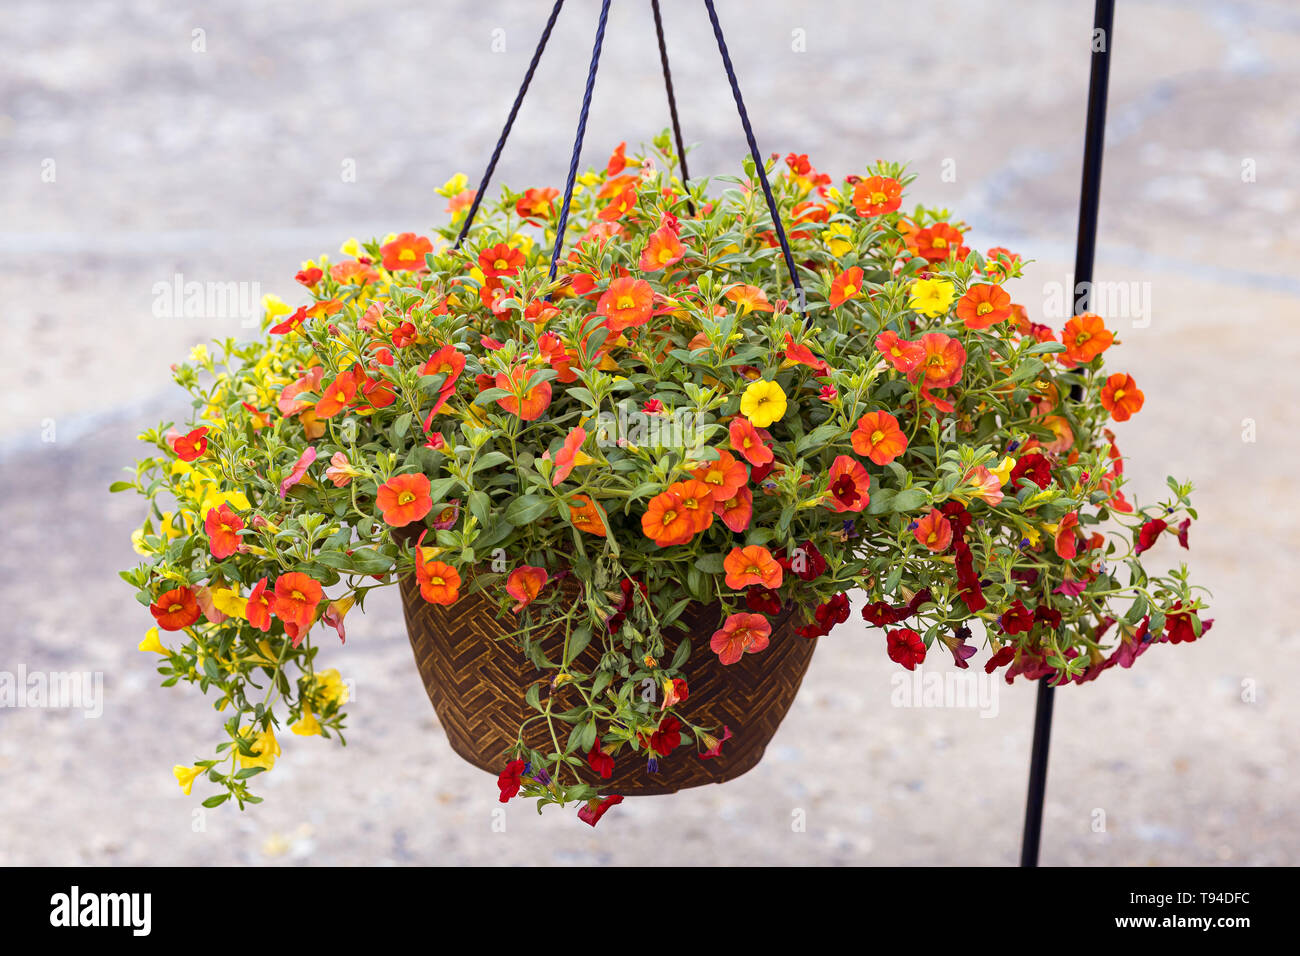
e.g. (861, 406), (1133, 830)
(1034, 603), (1062, 630)
(497, 759), (526, 803)
(745, 586), (783, 615)
(1164, 602), (1212, 644)
(1000, 599), (1035, 635)
(778, 541), (827, 581)
(587, 741), (615, 780)
(985, 645), (1016, 674)
(1010, 453), (1052, 490)
(862, 587), (933, 627)
(578, 794), (624, 827)
(1135, 518), (1167, 554)
(796, 592), (850, 638)
(939, 500), (973, 536)
(1176, 518), (1191, 549)
(886, 628), (927, 670)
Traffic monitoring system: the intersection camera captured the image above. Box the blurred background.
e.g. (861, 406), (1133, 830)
(1, 0), (1297, 865)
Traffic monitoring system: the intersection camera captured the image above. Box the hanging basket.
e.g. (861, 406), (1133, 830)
(398, 574), (817, 794)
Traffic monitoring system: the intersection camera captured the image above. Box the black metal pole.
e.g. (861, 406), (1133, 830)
(1020, 0), (1114, 868)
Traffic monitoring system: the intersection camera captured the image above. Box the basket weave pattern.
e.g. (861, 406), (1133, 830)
(399, 576), (817, 795)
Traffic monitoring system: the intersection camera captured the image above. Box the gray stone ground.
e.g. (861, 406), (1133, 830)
(1, 0), (1297, 865)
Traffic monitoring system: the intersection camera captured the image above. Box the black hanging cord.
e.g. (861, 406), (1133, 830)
(1020, 0), (1115, 869)
(454, 0), (566, 248)
(651, 0), (693, 212)
(547, 0), (613, 282)
(702, 0), (805, 314)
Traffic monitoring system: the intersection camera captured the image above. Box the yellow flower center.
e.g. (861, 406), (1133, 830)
(932, 237), (948, 248)
(617, 295), (636, 310)
(871, 429), (885, 443)
(977, 303), (992, 315)
(398, 491), (414, 505)
(871, 191), (887, 204)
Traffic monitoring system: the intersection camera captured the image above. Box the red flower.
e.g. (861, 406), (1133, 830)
(887, 628), (927, 670)
(150, 586), (201, 631)
(1054, 511), (1080, 559)
(1164, 602), (1213, 644)
(376, 473), (433, 527)
(380, 232), (433, 272)
(516, 187), (559, 221)
(698, 726), (733, 760)
(497, 759), (526, 802)
(172, 427), (209, 462)
(713, 486), (753, 533)
(494, 366), (553, 421)
(875, 330), (924, 374)
(783, 334), (831, 377)
(1177, 517), (1191, 549)
(314, 368), (360, 419)
(1010, 453), (1052, 490)
(505, 566), (548, 614)
(478, 242), (524, 279)
(861, 588), (932, 628)
(728, 418), (774, 467)
(796, 593), (851, 638)
(745, 586), (783, 615)
(1135, 518), (1167, 554)
(587, 741), (615, 779)
(649, 716), (682, 756)
(578, 794), (624, 827)
(910, 222), (964, 262)
(710, 612), (772, 665)
(204, 502), (245, 559)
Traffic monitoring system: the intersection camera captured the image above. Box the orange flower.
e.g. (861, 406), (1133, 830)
(598, 185), (638, 221)
(851, 410), (908, 465)
(376, 473), (433, 527)
(724, 284), (774, 314)
(380, 232), (433, 272)
(1054, 511), (1080, 560)
(723, 545), (783, 590)
(271, 572), (324, 633)
(728, 418), (774, 467)
(607, 141), (629, 176)
(692, 449), (748, 501)
(641, 480), (712, 547)
(913, 508), (953, 552)
(852, 175), (903, 216)
(314, 368), (360, 418)
(714, 486), (754, 533)
(415, 551), (461, 606)
(1040, 414), (1075, 453)
(710, 612), (771, 666)
(150, 586), (201, 631)
(955, 283), (1012, 329)
(963, 466), (1003, 506)
(551, 426), (588, 486)
(246, 577), (273, 632)
(782, 334), (831, 376)
(875, 330), (924, 374)
(829, 266), (865, 307)
(826, 455), (871, 512)
(596, 277), (654, 332)
(505, 565), (548, 613)
(639, 222), (686, 272)
(419, 344), (465, 420)
(1100, 372), (1144, 422)
(478, 242), (525, 279)
(1062, 312), (1114, 365)
(204, 502), (245, 559)
(331, 260), (381, 285)
(912, 332), (967, 390)
(515, 187), (559, 221)
(494, 366), (553, 421)
(909, 222), (965, 262)
(568, 494), (607, 537)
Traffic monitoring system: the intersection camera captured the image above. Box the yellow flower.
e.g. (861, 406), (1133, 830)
(291, 709), (322, 737)
(578, 170), (602, 188)
(908, 278), (956, 318)
(740, 380), (788, 428)
(340, 237), (361, 257)
(131, 527), (151, 555)
(189, 344), (210, 364)
(312, 669), (350, 708)
(439, 172), (469, 196)
(139, 627), (167, 654)
(173, 764), (204, 795)
(262, 294), (292, 326)
(990, 456), (1016, 486)
(236, 727), (280, 771)
(211, 587), (248, 620)
(824, 222), (854, 257)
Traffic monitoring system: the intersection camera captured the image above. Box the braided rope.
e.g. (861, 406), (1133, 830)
(651, 0), (693, 212)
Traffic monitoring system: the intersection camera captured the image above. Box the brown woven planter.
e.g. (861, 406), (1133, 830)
(399, 575), (817, 795)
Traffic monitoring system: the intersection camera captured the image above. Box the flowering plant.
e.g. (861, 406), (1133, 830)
(119, 132), (1209, 822)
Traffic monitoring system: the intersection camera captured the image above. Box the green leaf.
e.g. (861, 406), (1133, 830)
(505, 494), (549, 525)
(891, 488), (929, 513)
(693, 552), (726, 575)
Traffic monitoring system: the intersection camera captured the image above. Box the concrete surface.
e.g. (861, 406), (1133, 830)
(0, 0), (1296, 865)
